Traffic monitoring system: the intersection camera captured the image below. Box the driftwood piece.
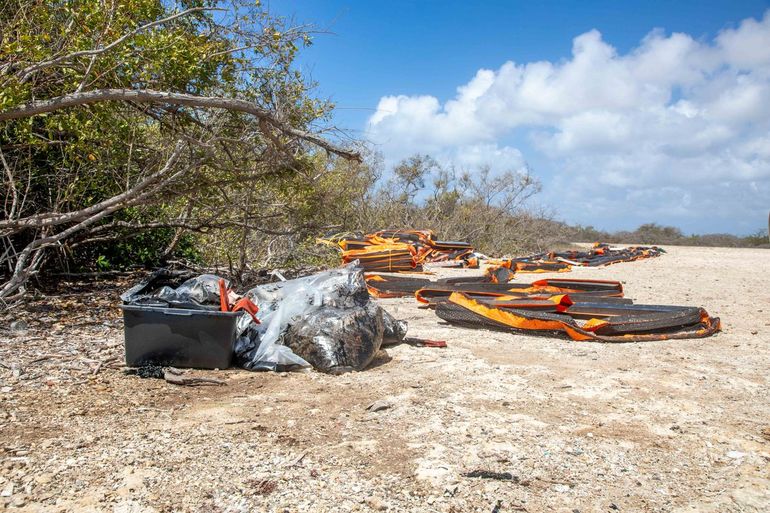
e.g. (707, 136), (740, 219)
(162, 367), (226, 386)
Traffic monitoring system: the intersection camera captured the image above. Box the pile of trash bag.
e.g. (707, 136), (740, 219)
(121, 264), (407, 373)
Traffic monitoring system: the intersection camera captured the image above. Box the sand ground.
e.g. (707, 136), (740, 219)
(1, 245), (769, 512)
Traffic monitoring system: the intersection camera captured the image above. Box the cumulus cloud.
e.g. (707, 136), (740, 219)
(366, 10), (770, 233)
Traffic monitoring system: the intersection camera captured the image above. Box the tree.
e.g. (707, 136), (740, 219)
(0, 0), (360, 299)
(356, 154), (545, 254)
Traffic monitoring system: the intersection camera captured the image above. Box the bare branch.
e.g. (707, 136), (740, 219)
(0, 141), (185, 233)
(0, 88), (362, 161)
(0, 147), (18, 219)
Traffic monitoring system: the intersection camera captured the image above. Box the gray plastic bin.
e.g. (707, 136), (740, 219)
(121, 305), (241, 369)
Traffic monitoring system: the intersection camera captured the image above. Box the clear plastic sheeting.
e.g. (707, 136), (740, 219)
(234, 263), (404, 373)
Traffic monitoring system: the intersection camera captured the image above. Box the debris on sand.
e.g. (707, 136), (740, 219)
(318, 229), (478, 272)
(489, 243), (665, 274)
(121, 264), (407, 374)
(366, 272), (719, 342)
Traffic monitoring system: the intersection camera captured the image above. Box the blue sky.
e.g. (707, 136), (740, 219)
(272, 0), (770, 235)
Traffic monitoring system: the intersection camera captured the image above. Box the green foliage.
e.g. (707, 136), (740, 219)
(95, 254), (110, 271)
(329, 153), (550, 255)
(1, 0), (336, 276)
(570, 223), (769, 248)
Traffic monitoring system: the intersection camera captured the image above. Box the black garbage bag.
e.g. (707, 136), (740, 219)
(121, 269), (226, 310)
(283, 302), (384, 374)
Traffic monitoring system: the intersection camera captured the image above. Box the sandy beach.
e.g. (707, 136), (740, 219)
(1, 245), (769, 512)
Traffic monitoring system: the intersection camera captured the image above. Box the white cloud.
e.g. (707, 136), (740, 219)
(441, 143), (525, 173)
(366, 10), (770, 233)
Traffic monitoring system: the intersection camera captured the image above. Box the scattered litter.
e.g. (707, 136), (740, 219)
(463, 470), (517, 481)
(406, 337), (447, 348)
(161, 367), (226, 386)
(124, 365), (165, 379)
(490, 243), (665, 274)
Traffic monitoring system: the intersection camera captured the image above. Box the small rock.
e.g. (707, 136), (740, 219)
(610, 503), (619, 510)
(365, 496), (387, 511)
(553, 484), (570, 493)
(10, 320), (28, 332)
(366, 400), (391, 413)
(1, 483), (13, 497)
(726, 451), (746, 459)
(34, 474), (53, 485)
(750, 330), (758, 335)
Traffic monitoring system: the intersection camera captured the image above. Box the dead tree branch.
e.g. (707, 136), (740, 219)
(0, 88), (362, 161)
(0, 140), (186, 233)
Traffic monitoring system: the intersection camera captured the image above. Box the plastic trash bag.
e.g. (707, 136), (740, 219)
(120, 269), (186, 304)
(163, 274), (225, 305)
(121, 269), (226, 310)
(283, 302), (384, 374)
(234, 263), (370, 371)
(234, 323), (307, 371)
(381, 308), (408, 346)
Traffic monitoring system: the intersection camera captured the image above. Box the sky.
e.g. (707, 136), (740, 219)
(270, 0), (770, 235)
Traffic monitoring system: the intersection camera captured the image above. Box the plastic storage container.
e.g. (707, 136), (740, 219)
(121, 305), (241, 369)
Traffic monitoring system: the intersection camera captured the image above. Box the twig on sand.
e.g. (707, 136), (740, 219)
(163, 367), (226, 386)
